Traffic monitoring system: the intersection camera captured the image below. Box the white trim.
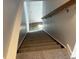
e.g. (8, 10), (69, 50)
(66, 44), (72, 57)
(43, 30), (66, 48)
(66, 44), (76, 59)
(24, 1), (29, 32)
(18, 33), (27, 49)
(71, 44), (76, 58)
(29, 30), (42, 33)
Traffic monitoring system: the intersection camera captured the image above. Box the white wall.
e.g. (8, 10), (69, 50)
(29, 1), (43, 23)
(3, 0), (23, 59)
(43, 0), (76, 57)
(43, 0), (69, 16)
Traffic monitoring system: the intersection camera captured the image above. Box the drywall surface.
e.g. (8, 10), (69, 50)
(3, 0), (23, 59)
(43, 0), (69, 16)
(5, 1), (23, 59)
(43, 0), (76, 54)
(29, 1), (43, 23)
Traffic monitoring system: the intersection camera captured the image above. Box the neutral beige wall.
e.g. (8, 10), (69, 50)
(43, 0), (69, 16)
(3, 0), (19, 58)
(3, 0), (23, 59)
(43, 0), (76, 55)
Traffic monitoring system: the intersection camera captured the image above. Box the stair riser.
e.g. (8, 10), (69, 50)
(19, 45), (61, 50)
(22, 40), (55, 44)
(21, 42), (57, 48)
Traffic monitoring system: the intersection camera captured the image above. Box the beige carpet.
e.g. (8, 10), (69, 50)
(16, 31), (69, 59)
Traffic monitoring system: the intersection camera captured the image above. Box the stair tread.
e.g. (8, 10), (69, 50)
(21, 42), (57, 48)
(20, 44), (61, 49)
(18, 45), (61, 53)
(22, 39), (55, 44)
(24, 38), (54, 41)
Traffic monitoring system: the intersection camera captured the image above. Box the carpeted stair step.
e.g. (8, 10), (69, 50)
(22, 39), (55, 44)
(18, 45), (61, 53)
(24, 37), (55, 41)
(20, 41), (57, 48)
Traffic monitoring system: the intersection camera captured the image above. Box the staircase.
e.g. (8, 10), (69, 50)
(16, 31), (69, 59)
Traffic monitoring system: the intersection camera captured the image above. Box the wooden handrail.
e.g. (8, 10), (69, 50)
(42, 0), (76, 19)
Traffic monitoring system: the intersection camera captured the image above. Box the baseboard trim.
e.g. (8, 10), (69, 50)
(43, 30), (66, 48)
(18, 33), (27, 49)
(66, 44), (72, 57)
